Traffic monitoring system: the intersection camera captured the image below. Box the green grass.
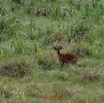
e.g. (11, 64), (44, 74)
(0, 0), (104, 103)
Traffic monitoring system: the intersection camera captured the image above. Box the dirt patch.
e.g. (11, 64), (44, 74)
(0, 61), (30, 78)
(81, 72), (103, 83)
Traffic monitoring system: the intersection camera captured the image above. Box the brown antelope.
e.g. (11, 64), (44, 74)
(53, 45), (80, 68)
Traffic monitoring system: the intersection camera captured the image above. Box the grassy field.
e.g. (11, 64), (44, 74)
(0, 0), (104, 103)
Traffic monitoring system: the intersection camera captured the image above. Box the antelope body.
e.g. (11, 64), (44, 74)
(54, 45), (80, 68)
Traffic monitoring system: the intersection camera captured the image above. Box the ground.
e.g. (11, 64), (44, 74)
(0, 0), (104, 103)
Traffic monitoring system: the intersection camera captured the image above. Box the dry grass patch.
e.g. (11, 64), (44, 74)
(52, 84), (85, 97)
(45, 33), (67, 45)
(37, 52), (59, 70)
(0, 60), (31, 78)
(25, 82), (42, 98)
(81, 71), (104, 83)
(35, 7), (50, 17)
(0, 81), (12, 99)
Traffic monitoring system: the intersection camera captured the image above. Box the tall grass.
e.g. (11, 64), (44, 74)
(0, 0), (104, 103)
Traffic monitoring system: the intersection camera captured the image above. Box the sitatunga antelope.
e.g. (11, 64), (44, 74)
(53, 45), (80, 68)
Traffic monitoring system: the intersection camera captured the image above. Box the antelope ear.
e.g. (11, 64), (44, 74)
(53, 47), (56, 49)
(60, 46), (62, 49)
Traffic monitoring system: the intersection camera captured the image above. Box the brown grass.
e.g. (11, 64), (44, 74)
(0, 82), (12, 98)
(52, 84), (85, 97)
(45, 33), (67, 45)
(0, 61), (31, 78)
(81, 71), (104, 83)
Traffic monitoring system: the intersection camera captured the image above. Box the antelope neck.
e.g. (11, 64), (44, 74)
(56, 50), (61, 57)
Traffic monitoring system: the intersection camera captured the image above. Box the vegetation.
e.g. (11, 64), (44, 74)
(0, 0), (104, 102)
